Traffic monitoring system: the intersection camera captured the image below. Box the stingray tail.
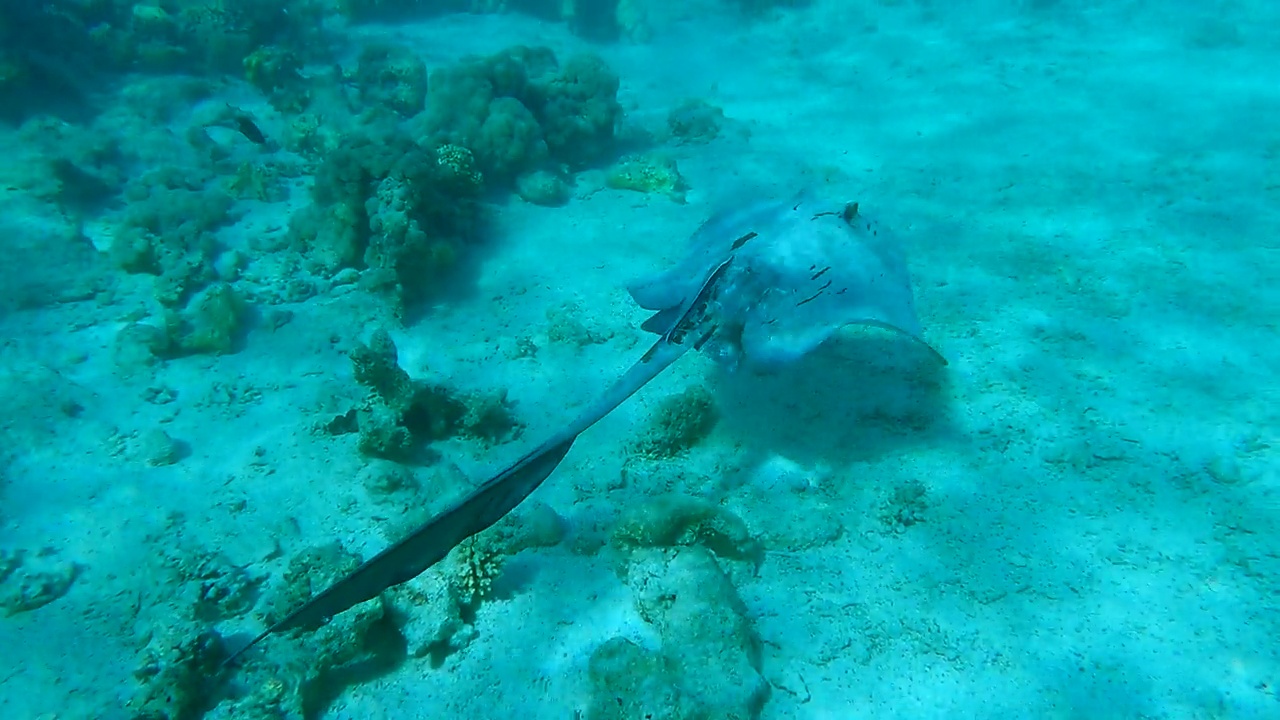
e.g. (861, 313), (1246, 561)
(222, 436), (577, 667)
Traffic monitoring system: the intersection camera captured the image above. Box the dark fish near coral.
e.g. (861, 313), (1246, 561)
(226, 105), (267, 145)
(222, 190), (945, 666)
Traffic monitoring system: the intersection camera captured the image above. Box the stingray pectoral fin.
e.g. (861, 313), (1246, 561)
(223, 435), (577, 667)
(741, 318), (947, 369)
(640, 307), (681, 334)
(857, 320), (949, 366)
(627, 272), (685, 311)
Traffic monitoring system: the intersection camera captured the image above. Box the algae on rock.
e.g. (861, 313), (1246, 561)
(587, 547), (767, 720)
(629, 385), (719, 459)
(605, 153), (687, 203)
(611, 493), (760, 565)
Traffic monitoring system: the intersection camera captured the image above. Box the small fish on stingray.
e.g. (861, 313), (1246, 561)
(223, 190), (945, 665)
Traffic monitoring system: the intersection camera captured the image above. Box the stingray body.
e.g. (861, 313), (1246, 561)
(223, 191), (943, 665)
(630, 192), (944, 368)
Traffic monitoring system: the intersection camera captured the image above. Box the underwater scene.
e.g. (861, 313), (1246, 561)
(1, 0), (1277, 717)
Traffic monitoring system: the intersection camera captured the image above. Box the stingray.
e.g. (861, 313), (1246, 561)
(224, 190), (945, 665)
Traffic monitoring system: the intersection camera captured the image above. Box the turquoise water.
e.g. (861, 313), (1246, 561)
(1, 1), (1277, 717)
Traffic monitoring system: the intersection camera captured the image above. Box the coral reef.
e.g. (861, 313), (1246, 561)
(281, 112), (341, 158)
(350, 327), (416, 410)
(287, 124), (484, 309)
(0, 0), (336, 123)
(10, 41), (631, 339)
(343, 329), (522, 459)
(108, 167), (238, 307)
(349, 329), (459, 458)
(451, 536), (505, 607)
(0, 9), (663, 716)
(534, 53), (624, 167)
(243, 44), (308, 112)
(352, 43), (430, 117)
(223, 162), (283, 203)
(107, 0), (334, 76)
(418, 45), (622, 181)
